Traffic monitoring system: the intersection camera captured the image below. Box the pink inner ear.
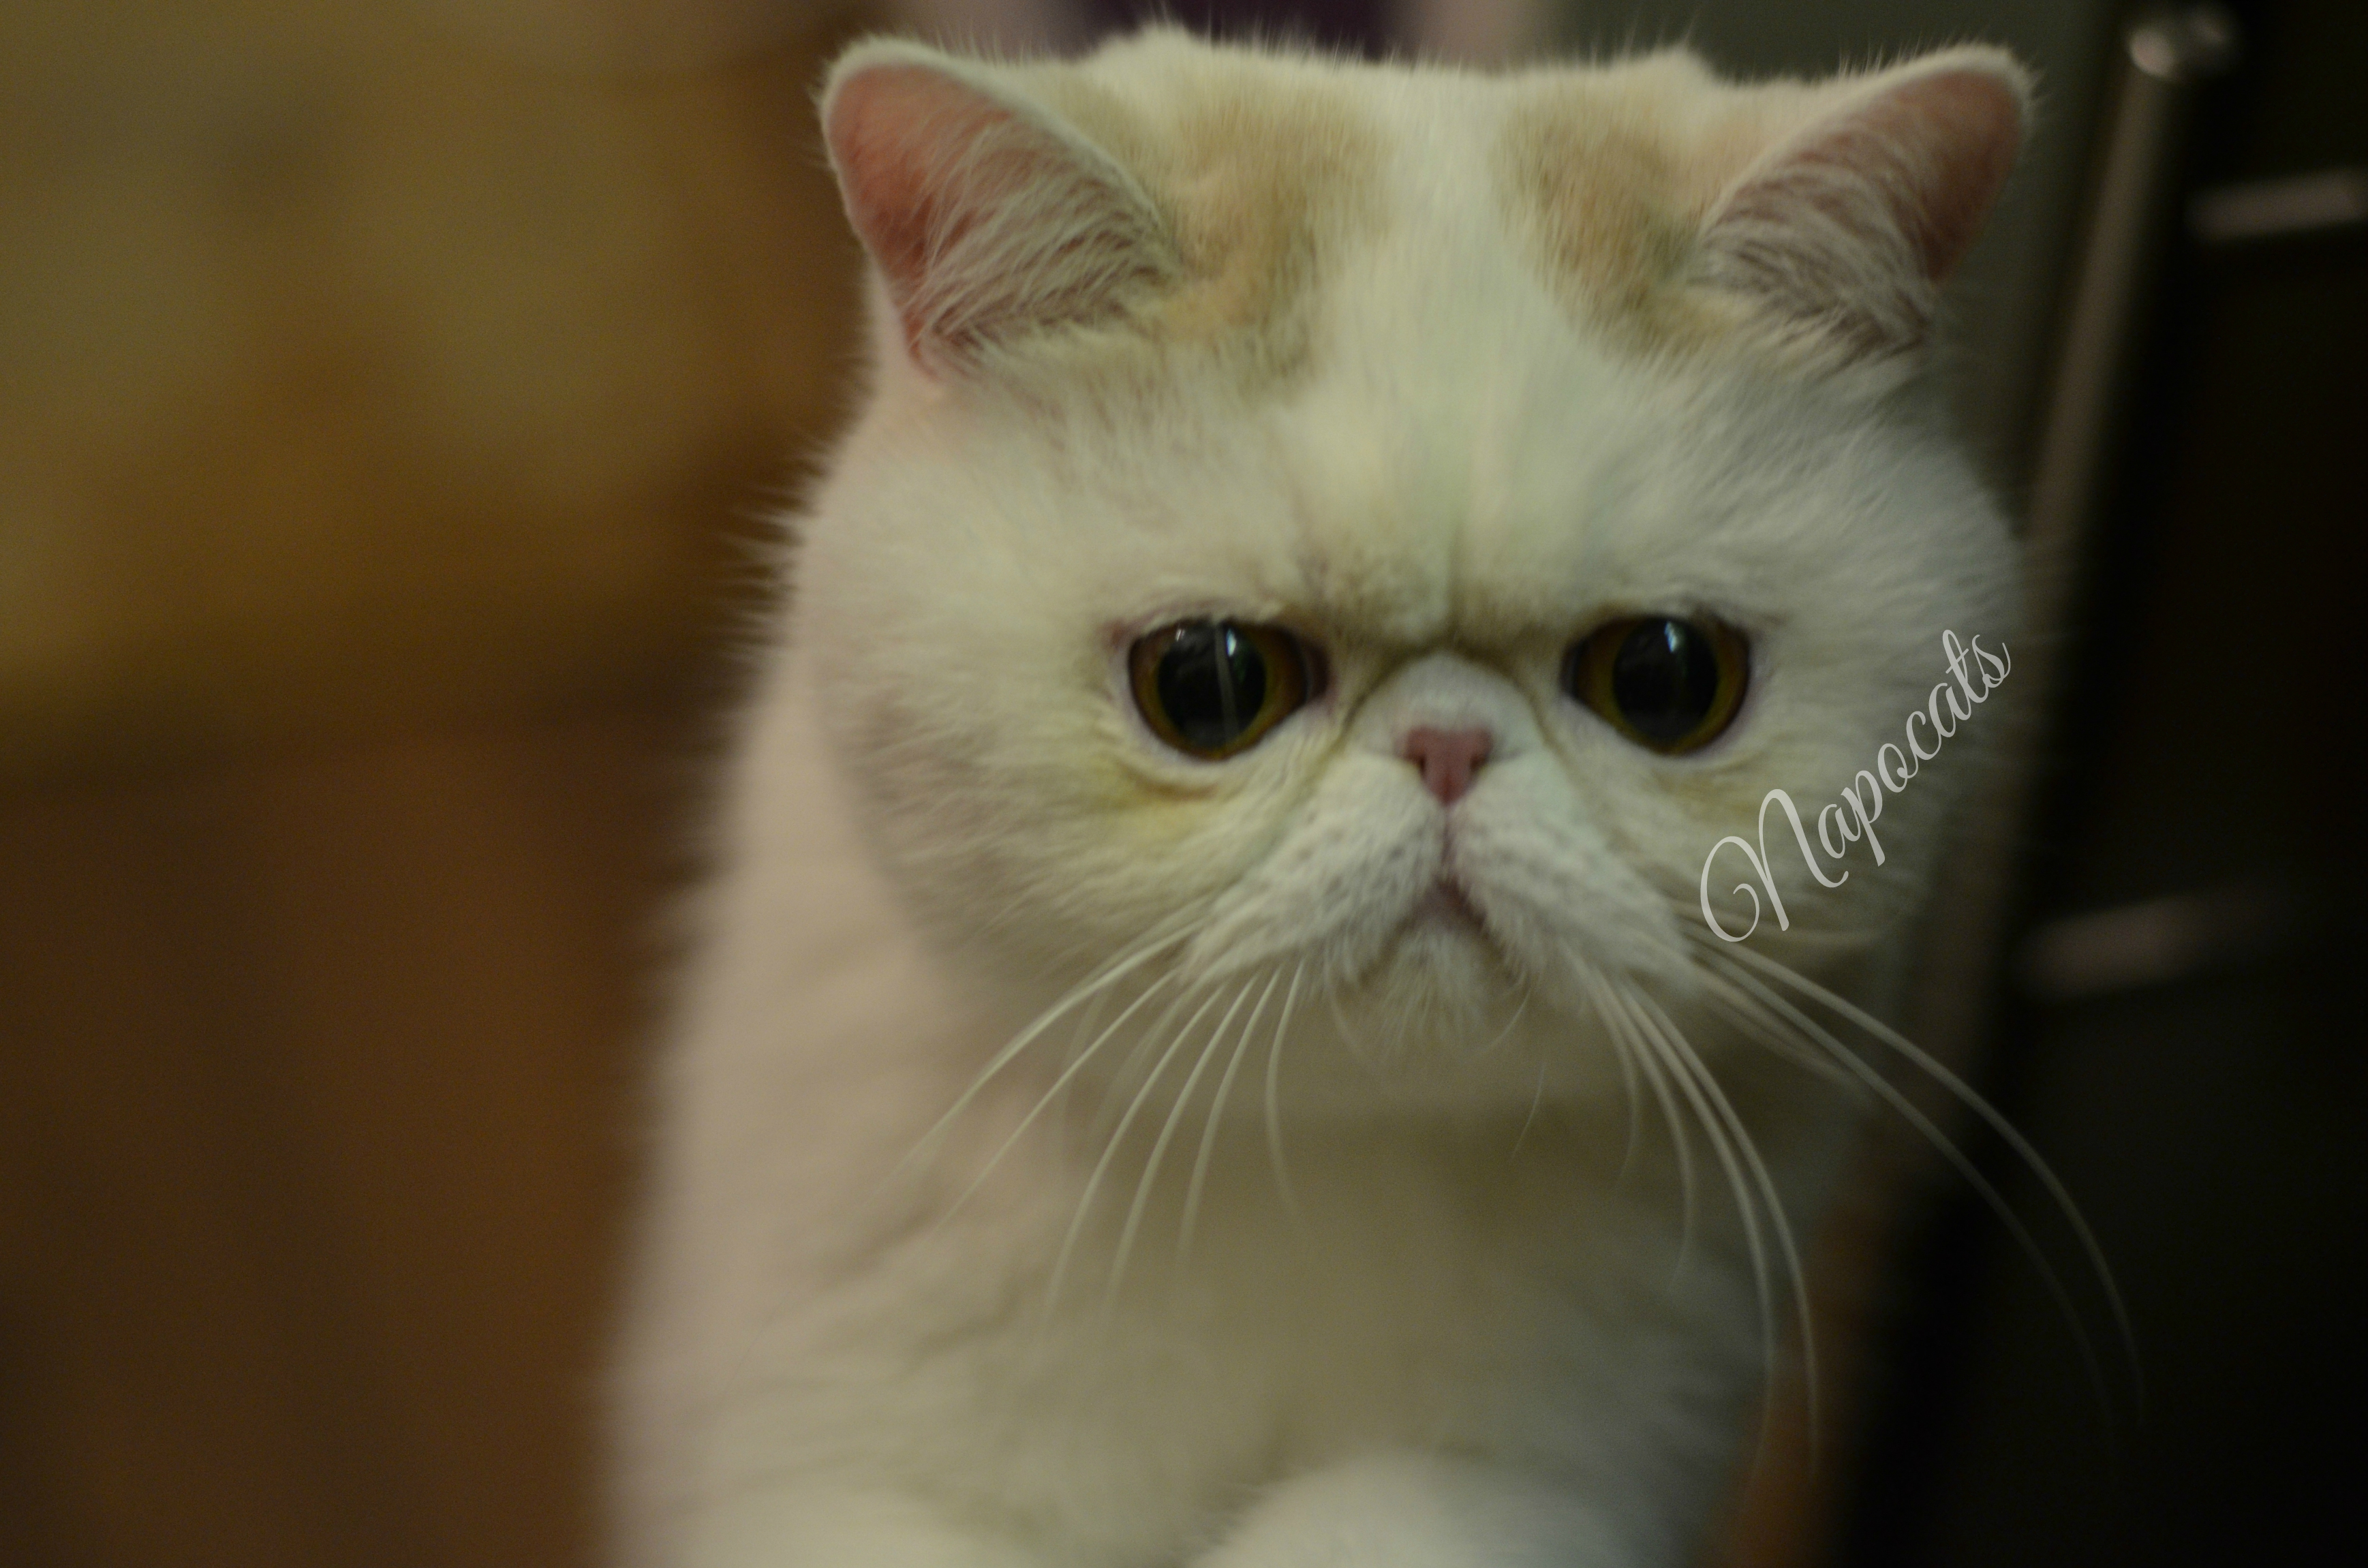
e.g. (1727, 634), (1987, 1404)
(827, 64), (1021, 313)
(1698, 59), (2027, 360)
(1861, 67), (2025, 283)
(824, 57), (1173, 366)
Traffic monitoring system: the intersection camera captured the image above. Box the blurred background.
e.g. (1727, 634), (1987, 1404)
(1, 2), (2356, 1565)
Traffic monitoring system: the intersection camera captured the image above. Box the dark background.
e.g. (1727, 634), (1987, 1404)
(1843, 1), (2365, 1563)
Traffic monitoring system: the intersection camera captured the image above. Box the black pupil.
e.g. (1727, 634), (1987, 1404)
(1157, 622), (1268, 752)
(1609, 619), (1721, 743)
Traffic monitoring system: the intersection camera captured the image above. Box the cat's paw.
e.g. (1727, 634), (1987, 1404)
(1193, 1454), (1631, 1568)
(681, 1490), (1039, 1568)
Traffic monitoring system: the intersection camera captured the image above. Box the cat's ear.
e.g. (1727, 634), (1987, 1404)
(1698, 47), (2031, 365)
(822, 42), (1181, 373)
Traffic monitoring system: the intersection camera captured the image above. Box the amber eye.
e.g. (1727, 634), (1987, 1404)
(1129, 619), (1314, 760)
(1562, 615), (1749, 754)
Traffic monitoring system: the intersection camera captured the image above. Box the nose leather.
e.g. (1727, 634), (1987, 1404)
(1400, 726), (1493, 805)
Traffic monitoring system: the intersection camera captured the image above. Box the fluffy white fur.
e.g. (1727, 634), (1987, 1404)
(615, 28), (2029, 1568)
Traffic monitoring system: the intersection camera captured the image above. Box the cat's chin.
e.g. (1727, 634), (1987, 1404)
(1319, 904), (1534, 1074)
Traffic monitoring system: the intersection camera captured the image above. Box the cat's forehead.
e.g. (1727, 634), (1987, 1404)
(1246, 337), (1762, 651)
(1026, 37), (1789, 643)
(1026, 35), (1774, 367)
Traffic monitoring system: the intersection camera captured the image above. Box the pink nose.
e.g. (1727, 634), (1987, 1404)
(1399, 726), (1493, 805)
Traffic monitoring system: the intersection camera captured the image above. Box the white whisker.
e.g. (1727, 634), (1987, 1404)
(1608, 1001), (1645, 1192)
(1475, 979), (1535, 1060)
(935, 966), (1187, 1235)
(1090, 981), (1203, 1141)
(1582, 965), (1697, 1276)
(1687, 972), (1864, 1094)
(1693, 959), (2124, 1426)
(1109, 977), (1259, 1312)
(1264, 961), (1308, 1225)
(1702, 936), (2139, 1411)
(1050, 983), (1229, 1314)
(896, 921), (1194, 1184)
(1632, 989), (1819, 1466)
(1180, 968), (1282, 1264)
(1509, 1051), (1549, 1163)
(1606, 981), (1774, 1424)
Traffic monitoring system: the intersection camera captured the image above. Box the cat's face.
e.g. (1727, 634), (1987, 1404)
(795, 31), (2023, 1101)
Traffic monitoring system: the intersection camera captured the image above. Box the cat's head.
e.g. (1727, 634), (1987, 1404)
(793, 29), (2025, 1104)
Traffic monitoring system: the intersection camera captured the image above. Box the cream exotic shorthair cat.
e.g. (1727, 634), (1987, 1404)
(617, 22), (2052, 1568)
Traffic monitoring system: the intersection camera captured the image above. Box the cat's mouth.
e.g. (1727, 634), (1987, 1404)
(1407, 875), (1484, 933)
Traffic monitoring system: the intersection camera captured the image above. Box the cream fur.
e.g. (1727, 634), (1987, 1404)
(614, 27), (2028, 1568)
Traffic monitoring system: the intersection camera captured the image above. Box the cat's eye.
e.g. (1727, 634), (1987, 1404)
(1129, 619), (1316, 760)
(1562, 615), (1749, 754)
